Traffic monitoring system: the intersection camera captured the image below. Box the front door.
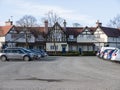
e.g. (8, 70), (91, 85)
(62, 47), (66, 53)
(79, 48), (82, 54)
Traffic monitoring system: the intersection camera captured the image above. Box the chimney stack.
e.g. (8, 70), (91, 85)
(44, 20), (48, 34)
(63, 20), (66, 31)
(96, 20), (102, 27)
(5, 19), (13, 26)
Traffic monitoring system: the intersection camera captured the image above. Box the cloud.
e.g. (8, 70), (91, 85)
(12, 0), (72, 17)
(0, 0), (96, 26)
(20, 1), (96, 26)
(59, 11), (96, 26)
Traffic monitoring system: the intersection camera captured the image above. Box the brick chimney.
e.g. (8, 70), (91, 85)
(96, 20), (102, 27)
(5, 19), (13, 26)
(44, 20), (48, 34)
(63, 20), (67, 31)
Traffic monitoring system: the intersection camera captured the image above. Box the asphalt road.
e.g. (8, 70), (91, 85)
(0, 56), (120, 90)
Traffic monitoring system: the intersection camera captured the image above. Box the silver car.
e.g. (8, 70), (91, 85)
(0, 49), (35, 61)
(5, 47), (39, 60)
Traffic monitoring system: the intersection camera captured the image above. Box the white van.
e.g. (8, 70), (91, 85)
(98, 47), (116, 58)
(100, 47), (115, 52)
(111, 48), (120, 61)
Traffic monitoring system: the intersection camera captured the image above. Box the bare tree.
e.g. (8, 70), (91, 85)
(16, 15), (38, 48)
(73, 23), (81, 27)
(16, 15), (37, 27)
(42, 11), (64, 27)
(108, 14), (120, 28)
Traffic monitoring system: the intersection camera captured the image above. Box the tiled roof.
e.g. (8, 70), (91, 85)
(100, 27), (120, 37)
(13, 26), (86, 37)
(13, 26), (44, 32)
(1, 25), (120, 38)
(65, 27), (96, 37)
(13, 26), (46, 37)
(89, 27), (97, 32)
(0, 25), (13, 36)
(29, 27), (45, 37)
(65, 27), (83, 37)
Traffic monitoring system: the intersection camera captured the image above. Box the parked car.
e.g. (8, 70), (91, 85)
(111, 48), (120, 61)
(99, 49), (110, 58)
(103, 49), (115, 60)
(106, 49), (115, 60)
(5, 47), (38, 60)
(29, 49), (41, 59)
(39, 49), (48, 57)
(0, 48), (35, 61)
(21, 48), (39, 60)
(31, 49), (48, 57)
(97, 47), (116, 58)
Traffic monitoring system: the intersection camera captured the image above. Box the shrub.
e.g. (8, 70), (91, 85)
(47, 51), (96, 56)
(82, 51), (96, 56)
(47, 51), (80, 56)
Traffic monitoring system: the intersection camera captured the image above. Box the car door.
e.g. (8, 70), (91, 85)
(5, 49), (15, 59)
(16, 50), (25, 60)
(10, 50), (18, 59)
(13, 49), (23, 60)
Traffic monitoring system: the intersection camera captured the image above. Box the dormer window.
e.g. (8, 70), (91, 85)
(69, 35), (74, 39)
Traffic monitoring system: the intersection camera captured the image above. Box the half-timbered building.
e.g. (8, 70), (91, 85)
(1, 20), (120, 54)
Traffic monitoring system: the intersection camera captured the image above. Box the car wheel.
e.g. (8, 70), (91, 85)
(23, 56), (30, 61)
(1, 56), (7, 61)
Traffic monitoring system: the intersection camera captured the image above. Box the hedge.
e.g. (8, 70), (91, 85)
(47, 51), (96, 56)
(81, 51), (96, 56)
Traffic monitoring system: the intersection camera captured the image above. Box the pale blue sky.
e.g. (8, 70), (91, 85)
(0, 0), (120, 27)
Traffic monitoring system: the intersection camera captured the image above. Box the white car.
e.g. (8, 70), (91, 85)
(111, 48), (120, 61)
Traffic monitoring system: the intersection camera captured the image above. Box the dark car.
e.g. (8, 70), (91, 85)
(31, 49), (48, 57)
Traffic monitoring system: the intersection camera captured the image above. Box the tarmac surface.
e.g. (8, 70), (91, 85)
(0, 56), (120, 90)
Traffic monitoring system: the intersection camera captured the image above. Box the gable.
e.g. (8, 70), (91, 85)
(52, 22), (64, 32)
(94, 27), (105, 35)
(48, 22), (66, 37)
(81, 28), (92, 35)
(94, 27), (107, 38)
(47, 22), (67, 42)
(77, 27), (93, 38)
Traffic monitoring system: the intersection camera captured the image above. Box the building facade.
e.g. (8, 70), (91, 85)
(1, 20), (120, 53)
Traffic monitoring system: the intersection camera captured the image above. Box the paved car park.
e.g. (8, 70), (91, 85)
(0, 56), (120, 90)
